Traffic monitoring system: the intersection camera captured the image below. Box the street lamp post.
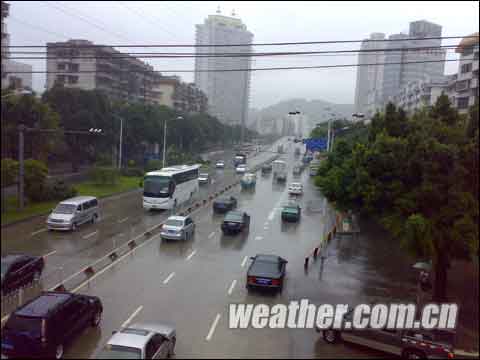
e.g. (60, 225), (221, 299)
(163, 116), (183, 168)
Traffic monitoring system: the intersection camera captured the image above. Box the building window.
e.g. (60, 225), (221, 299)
(462, 46), (474, 56)
(68, 75), (78, 84)
(57, 63), (65, 70)
(475, 51), (479, 60)
(57, 75), (66, 83)
(457, 97), (469, 109)
(456, 80), (470, 92)
(69, 63), (79, 72)
(461, 63), (472, 74)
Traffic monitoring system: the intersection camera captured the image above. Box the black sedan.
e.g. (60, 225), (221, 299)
(1, 254), (45, 296)
(261, 163), (272, 174)
(221, 211), (250, 235)
(246, 255), (287, 292)
(213, 196), (238, 214)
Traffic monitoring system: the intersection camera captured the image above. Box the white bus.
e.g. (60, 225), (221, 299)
(143, 164), (200, 210)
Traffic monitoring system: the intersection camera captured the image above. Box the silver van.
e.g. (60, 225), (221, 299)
(46, 196), (100, 231)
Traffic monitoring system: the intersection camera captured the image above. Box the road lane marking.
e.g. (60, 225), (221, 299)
(227, 280), (237, 295)
(206, 313), (221, 341)
(31, 228), (47, 236)
(208, 231), (216, 239)
(83, 231), (98, 239)
(255, 236), (263, 241)
(264, 226), (269, 230)
(186, 250), (197, 261)
(119, 233), (125, 236)
(42, 250), (57, 258)
(118, 217), (129, 224)
(241, 256), (248, 268)
(163, 272), (175, 284)
(121, 305), (143, 329)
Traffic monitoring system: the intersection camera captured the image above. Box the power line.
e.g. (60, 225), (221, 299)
(4, 45), (457, 60)
(39, 1), (133, 43)
(3, 58), (468, 74)
(3, 35), (477, 49)
(9, 15), (69, 39)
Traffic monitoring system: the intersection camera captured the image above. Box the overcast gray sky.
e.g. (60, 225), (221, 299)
(5, 1), (479, 109)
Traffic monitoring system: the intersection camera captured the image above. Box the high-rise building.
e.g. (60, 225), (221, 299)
(357, 20), (447, 117)
(454, 32), (479, 113)
(381, 20), (446, 107)
(354, 33), (386, 115)
(194, 9), (253, 129)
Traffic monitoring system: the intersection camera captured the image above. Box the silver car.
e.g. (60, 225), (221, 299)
(46, 196), (99, 231)
(198, 173), (210, 185)
(160, 216), (195, 241)
(95, 322), (176, 359)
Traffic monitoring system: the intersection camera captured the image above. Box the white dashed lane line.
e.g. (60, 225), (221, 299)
(163, 272), (175, 284)
(241, 256), (248, 268)
(186, 250), (197, 261)
(121, 306), (143, 329)
(118, 217), (129, 224)
(83, 231), (98, 239)
(206, 313), (221, 341)
(227, 280), (237, 295)
(31, 228), (47, 236)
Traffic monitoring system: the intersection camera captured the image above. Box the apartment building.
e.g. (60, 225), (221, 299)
(153, 76), (208, 114)
(46, 39), (162, 104)
(454, 32), (479, 113)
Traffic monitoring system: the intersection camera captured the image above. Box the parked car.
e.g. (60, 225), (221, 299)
(317, 308), (455, 359)
(46, 196), (99, 231)
(281, 202), (301, 222)
(288, 182), (303, 195)
(160, 216), (195, 241)
(1, 254), (45, 296)
(215, 160), (225, 169)
(221, 211), (250, 235)
(213, 196), (238, 214)
(246, 254), (287, 292)
(1, 291), (103, 359)
(236, 164), (247, 174)
(96, 322), (176, 359)
(198, 173), (210, 185)
(292, 165), (302, 176)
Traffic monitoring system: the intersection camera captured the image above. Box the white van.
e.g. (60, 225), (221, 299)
(47, 196), (100, 231)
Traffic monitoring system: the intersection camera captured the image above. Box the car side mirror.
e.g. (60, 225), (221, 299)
(112, 330), (118, 335)
(250, 256), (255, 261)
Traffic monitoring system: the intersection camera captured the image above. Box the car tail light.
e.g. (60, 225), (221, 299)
(271, 279), (280, 286)
(248, 276), (256, 284)
(447, 352), (454, 359)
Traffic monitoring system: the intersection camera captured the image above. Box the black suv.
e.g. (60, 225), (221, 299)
(213, 196), (238, 214)
(221, 211), (250, 235)
(1, 254), (45, 296)
(1, 291), (103, 359)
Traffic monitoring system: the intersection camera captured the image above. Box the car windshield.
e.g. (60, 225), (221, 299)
(283, 206), (298, 214)
(165, 219), (184, 227)
(53, 204), (76, 214)
(144, 176), (171, 198)
(1, 261), (10, 279)
(97, 345), (142, 359)
(200, 173), (209, 177)
(225, 212), (243, 222)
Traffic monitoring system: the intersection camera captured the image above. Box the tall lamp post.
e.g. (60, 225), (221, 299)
(113, 114), (124, 169)
(163, 116), (183, 168)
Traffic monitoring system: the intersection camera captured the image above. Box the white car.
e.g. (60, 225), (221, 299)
(215, 160), (225, 169)
(160, 215), (195, 241)
(96, 322), (176, 359)
(198, 173), (210, 185)
(288, 182), (303, 195)
(236, 164), (247, 174)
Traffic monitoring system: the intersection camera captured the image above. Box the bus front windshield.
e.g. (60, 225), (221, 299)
(143, 176), (172, 198)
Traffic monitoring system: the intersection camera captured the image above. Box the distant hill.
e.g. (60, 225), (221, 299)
(248, 99), (354, 134)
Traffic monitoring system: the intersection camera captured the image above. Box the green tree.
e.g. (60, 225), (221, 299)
(24, 159), (49, 202)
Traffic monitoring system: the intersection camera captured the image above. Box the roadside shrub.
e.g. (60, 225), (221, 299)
(120, 167), (144, 177)
(1, 158), (19, 188)
(145, 159), (163, 172)
(89, 166), (119, 185)
(24, 159), (49, 202)
(95, 153), (113, 167)
(127, 159), (136, 167)
(46, 179), (78, 200)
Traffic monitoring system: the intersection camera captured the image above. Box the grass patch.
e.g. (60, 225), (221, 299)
(1, 176), (142, 226)
(73, 176), (142, 198)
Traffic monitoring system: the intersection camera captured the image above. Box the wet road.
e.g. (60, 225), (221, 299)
(0, 141), (283, 314)
(1, 140), (420, 358)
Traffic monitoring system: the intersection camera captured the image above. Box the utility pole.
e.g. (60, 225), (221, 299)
(162, 119), (167, 168)
(18, 124), (25, 210)
(326, 119), (331, 152)
(118, 116), (123, 169)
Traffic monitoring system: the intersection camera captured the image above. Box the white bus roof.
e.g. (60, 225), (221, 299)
(273, 160), (286, 164)
(146, 164), (200, 177)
